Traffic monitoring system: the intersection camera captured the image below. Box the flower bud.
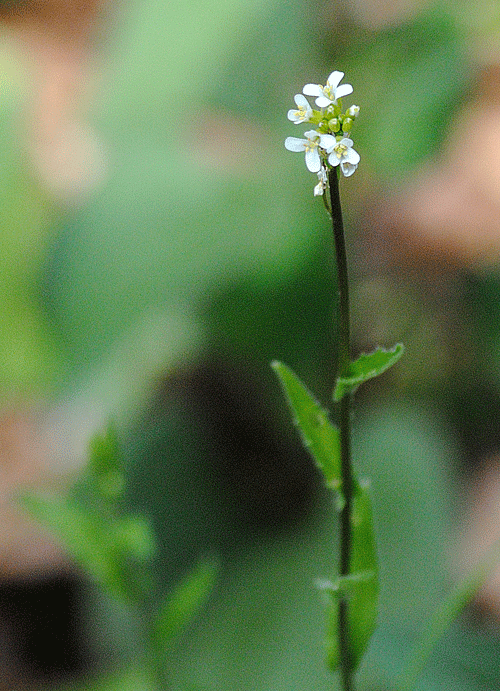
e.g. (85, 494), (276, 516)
(328, 118), (340, 132)
(342, 117), (353, 132)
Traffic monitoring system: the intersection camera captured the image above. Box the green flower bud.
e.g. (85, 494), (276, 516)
(342, 117), (353, 132)
(328, 117), (340, 132)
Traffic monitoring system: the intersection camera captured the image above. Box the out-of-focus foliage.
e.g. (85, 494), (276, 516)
(343, 4), (470, 181)
(1, 0), (500, 688)
(0, 39), (59, 397)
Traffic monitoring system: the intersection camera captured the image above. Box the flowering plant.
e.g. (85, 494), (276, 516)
(285, 71), (360, 195)
(276, 69), (500, 691)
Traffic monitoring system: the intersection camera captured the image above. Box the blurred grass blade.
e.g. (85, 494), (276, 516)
(325, 479), (378, 672)
(271, 361), (341, 491)
(400, 537), (500, 691)
(334, 344), (404, 401)
(154, 557), (218, 651)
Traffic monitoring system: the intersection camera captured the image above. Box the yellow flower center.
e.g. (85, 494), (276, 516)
(334, 143), (347, 159)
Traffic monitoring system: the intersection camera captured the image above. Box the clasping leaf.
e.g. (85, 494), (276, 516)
(325, 478), (378, 672)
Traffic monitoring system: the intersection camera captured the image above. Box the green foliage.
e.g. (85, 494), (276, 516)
(325, 479), (378, 672)
(333, 344), (405, 401)
(345, 3), (470, 180)
(20, 426), (156, 604)
(20, 424), (218, 688)
(153, 558), (218, 652)
(400, 537), (500, 691)
(19, 492), (131, 602)
(0, 45), (59, 397)
(271, 360), (341, 491)
(272, 360), (379, 677)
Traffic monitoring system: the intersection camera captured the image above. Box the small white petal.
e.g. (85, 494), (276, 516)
(314, 181), (324, 196)
(319, 134), (337, 152)
(294, 94), (310, 108)
(344, 148), (360, 165)
(315, 95), (333, 108)
(303, 129), (320, 139)
(305, 147), (321, 172)
(340, 161), (358, 177)
(303, 83), (321, 96)
(285, 136), (306, 152)
(328, 152), (341, 167)
(326, 71), (344, 89)
(335, 83), (353, 99)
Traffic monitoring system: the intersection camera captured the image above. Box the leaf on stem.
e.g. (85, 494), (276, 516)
(333, 343), (405, 401)
(325, 478), (379, 672)
(271, 360), (341, 491)
(153, 557), (218, 651)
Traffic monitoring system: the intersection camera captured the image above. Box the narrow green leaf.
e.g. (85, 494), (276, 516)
(154, 557), (218, 651)
(325, 479), (378, 672)
(333, 343), (405, 401)
(271, 361), (341, 490)
(19, 492), (128, 601)
(400, 536), (500, 691)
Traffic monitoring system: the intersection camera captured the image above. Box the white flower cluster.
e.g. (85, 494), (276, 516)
(285, 71), (360, 195)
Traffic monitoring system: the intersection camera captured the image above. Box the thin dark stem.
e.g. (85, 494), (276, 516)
(328, 167), (355, 691)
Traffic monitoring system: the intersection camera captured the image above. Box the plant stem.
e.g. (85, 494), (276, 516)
(328, 168), (355, 691)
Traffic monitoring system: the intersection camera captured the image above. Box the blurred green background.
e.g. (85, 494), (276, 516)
(1, 0), (500, 689)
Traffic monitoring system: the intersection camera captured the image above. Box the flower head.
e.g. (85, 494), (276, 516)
(324, 137), (360, 177)
(303, 71), (353, 108)
(287, 94), (313, 124)
(284, 130), (322, 172)
(285, 70), (360, 191)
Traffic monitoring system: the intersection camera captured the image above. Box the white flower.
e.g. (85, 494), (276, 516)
(303, 71), (353, 108)
(324, 137), (360, 177)
(314, 167), (328, 196)
(346, 105), (360, 118)
(284, 130), (322, 172)
(287, 94), (313, 124)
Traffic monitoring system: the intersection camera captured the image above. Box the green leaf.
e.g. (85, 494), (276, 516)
(400, 536), (500, 691)
(114, 515), (156, 563)
(333, 344), (405, 401)
(153, 557), (218, 651)
(19, 492), (128, 601)
(88, 424), (126, 500)
(271, 360), (341, 490)
(325, 479), (378, 672)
